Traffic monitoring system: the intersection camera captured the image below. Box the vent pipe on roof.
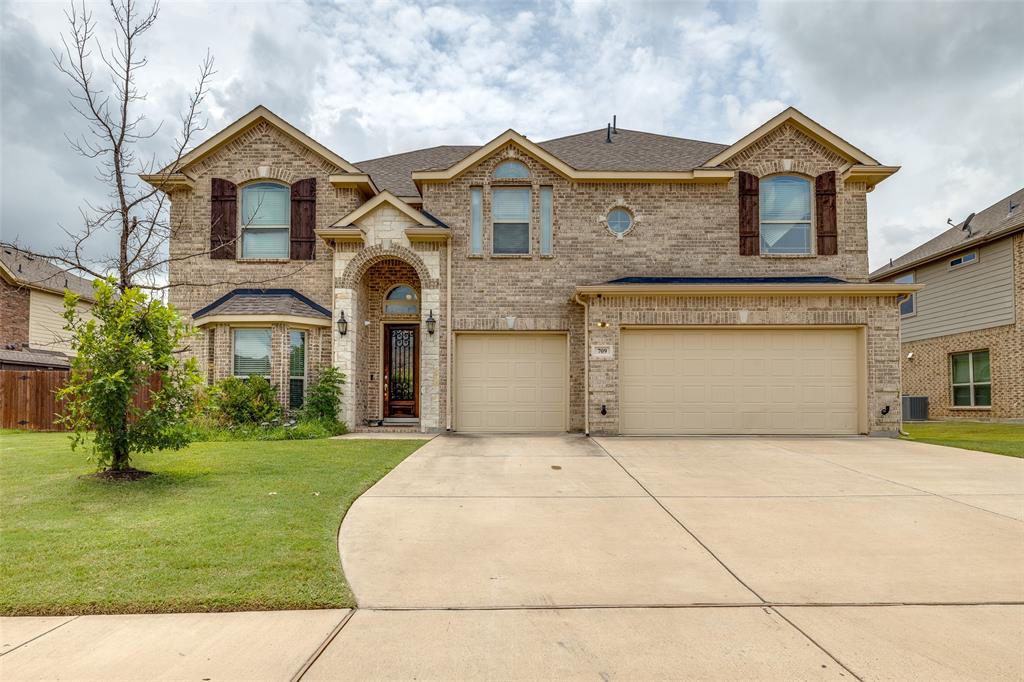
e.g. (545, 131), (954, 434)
(605, 123), (612, 143)
(613, 115), (618, 134)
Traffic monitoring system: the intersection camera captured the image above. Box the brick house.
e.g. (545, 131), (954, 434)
(144, 105), (914, 435)
(871, 189), (1023, 420)
(0, 244), (94, 370)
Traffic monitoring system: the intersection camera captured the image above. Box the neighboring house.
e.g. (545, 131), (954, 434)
(143, 105), (913, 435)
(870, 189), (1024, 420)
(0, 244), (95, 370)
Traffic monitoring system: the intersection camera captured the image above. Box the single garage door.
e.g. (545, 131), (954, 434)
(456, 333), (567, 432)
(620, 328), (861, 435)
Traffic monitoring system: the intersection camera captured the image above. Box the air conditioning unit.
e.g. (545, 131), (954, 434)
(902, 395), (929, 422)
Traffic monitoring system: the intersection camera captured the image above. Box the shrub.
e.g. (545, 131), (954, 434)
(301, 367), (346, 422)
(212, 376), (282, 426)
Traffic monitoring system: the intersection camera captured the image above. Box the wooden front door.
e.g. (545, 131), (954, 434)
(383, 324), (419, 418)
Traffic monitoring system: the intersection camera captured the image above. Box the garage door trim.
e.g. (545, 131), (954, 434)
(618, 324), (868, 435)
(454, 331), (569, 433)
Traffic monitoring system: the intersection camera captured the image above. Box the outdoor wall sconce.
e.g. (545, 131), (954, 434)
(426, 310), (437, 335)
(336, 311), (348, 336)
(595, 321), (609, 328)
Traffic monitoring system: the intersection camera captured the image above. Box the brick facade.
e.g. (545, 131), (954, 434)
(900, 233), (1023, 420)
(0, 278), (30, 347)
(164, 112), (902, 433)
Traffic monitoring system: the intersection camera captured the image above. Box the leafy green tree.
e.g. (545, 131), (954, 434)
(59, 279), (202, 472)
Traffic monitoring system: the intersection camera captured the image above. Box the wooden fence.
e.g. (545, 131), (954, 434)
(0, 370), (160, 431)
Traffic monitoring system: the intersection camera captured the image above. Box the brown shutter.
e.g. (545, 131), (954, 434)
(815, 171), (838, 255)
(210, 178), (237, 260)
(290, 178), (317, 260)
(738, 171), (760, 256)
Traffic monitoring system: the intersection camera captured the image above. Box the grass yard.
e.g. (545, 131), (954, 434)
(902, 420), (1024, 458)
(0, 431), (426, 616)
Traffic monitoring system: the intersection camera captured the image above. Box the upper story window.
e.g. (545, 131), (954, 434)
(492, 187), (531, 254)
(949, 251), (978, 269)
(240, 182), (290, 259)
(493, 160), (530, 179)
(895, 272), (915, 317)
(384, 285), (419, 315)
(760, 176), (812, 254)
(606, 207), (634, 236)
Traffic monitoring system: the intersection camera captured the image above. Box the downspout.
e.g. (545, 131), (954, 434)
(446, 234), (453, 431)
(573, 292), (590, 436)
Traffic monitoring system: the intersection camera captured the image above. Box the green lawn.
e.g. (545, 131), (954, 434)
(902, 421), (1024, 458)
(0, 431), (425, 616)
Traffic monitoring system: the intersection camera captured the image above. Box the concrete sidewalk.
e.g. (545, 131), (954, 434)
(3, 435), (1022, 681)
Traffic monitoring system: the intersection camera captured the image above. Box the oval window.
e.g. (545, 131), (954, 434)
(384, 285), (419, 315)
(607, 208), (633, 235)
(493, 160), (530, 179)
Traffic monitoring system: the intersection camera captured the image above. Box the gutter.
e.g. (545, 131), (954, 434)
(446, 234), (453, 431)
(574, 282), (923, 297)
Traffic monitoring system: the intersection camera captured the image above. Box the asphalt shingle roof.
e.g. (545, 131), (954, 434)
(0, 347), (71, 369)
(0, 244), (96, 299)
(870, 187), (1024, 279)
(356, 146), (477, 197)
(354, 127), (729, 197)
(192, 289), (331, 320)
(538, 128), (727, 172)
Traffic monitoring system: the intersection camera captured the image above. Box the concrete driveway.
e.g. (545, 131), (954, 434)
(4, 435), (1021, 681)
(324, 434), (1023, 680)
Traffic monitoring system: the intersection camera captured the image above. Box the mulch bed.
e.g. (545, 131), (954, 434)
(83, 467), (154, 482)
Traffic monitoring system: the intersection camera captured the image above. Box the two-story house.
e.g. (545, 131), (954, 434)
(0, 244), (95, 370)
(870, 189), (1023, 420)
(144, 105), (913, 436)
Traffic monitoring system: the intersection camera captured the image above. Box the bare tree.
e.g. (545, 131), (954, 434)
(36, 0), (214, 292)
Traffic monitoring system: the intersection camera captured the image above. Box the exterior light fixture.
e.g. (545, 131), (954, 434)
(595, 321), (609, 328)
(426, 310), (437, 335)
(336, 310), (348, 336)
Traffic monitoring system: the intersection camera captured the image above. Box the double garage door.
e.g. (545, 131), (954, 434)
(620, 328), (862, 435)
(453, 328), (861, 435)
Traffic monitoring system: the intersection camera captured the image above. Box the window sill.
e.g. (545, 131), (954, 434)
(237, 258), (292, 264)
(759, 253), (816, 258)
(949, 406), (992, 410)
(489, 253), (534, 259)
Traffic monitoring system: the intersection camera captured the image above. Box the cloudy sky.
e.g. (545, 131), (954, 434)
(1, 0), (1021, 271)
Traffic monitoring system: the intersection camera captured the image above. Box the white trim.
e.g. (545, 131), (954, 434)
(194, 314), (330, 328)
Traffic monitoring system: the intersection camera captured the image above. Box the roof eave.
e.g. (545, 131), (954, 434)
(869, 222), (1024, 281)
(193, 313), (331, 328)
(575, 282), (922, 297)
(842, 165), (901, 191)
(139, 172), (196, 191)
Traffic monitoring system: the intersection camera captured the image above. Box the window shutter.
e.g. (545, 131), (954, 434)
(738, 171), (759, 256)
(290, 178), (317, 260)
(815, 171), (838, 255)
(210, 178), (237, 260)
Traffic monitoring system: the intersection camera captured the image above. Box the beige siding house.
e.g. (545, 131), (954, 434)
(0, 245), (95, 369)
(871, 188), (1024, 419)
(146, 105), (914, 435)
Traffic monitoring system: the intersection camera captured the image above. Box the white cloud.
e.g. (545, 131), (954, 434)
(2, 0), (1021, 272)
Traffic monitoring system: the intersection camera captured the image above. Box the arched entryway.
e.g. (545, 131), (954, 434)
(355, 258), (422, 424)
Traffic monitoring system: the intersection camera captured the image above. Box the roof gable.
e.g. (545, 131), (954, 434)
(156, 106), (363, 177)
(705, 107), (881, 167)
(331, 191), (441, 228)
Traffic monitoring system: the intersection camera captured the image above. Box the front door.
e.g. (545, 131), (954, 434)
(384, 324), (419, 418)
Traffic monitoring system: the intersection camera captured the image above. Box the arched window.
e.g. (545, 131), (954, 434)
(759, 176), (812, 254)
(493, 160), (530, 179)
(241, 182), (290, 259)
(384, 285), (419, 315)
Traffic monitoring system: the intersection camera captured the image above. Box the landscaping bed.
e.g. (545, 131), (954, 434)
(901, 420), (1024, 458)
(0, 430), (425, 615)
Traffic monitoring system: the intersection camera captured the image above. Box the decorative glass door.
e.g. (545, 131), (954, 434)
(384, 324), (418, 417)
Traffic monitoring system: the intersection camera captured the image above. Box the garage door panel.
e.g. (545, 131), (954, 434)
(456, 334), (567, 433)
(621, 328), (860, 435)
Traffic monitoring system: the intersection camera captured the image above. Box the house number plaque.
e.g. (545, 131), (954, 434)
(590, 345), (614, 359)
